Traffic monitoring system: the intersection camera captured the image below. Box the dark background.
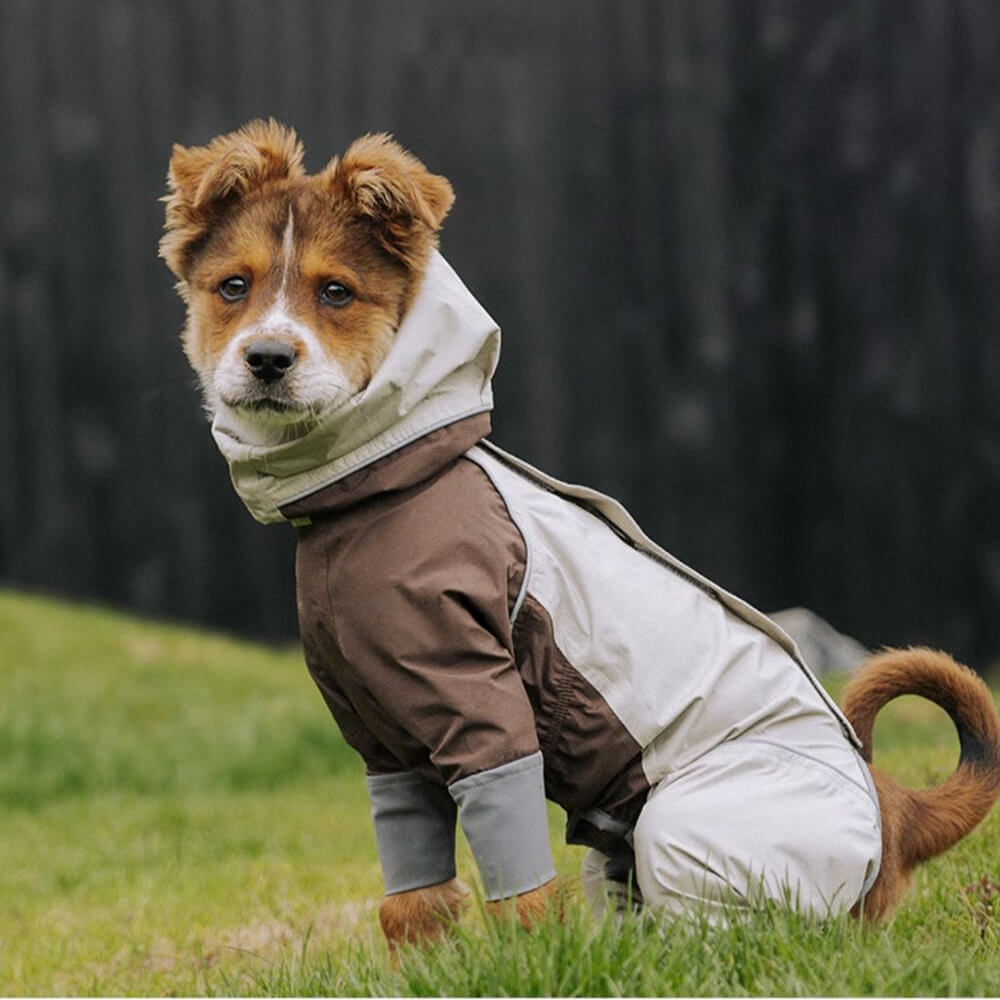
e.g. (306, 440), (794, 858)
(2, 0), (999, 666)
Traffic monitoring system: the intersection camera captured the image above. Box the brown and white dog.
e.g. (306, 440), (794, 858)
(160, 120), (452, 441)
(161, 119), (1000, 945)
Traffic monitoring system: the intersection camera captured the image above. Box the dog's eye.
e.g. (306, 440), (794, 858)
(218, 276), (249, 302)
(319, 281), (354, 307)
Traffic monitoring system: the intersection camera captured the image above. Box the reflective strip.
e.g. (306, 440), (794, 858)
(367, 771), (457, 894)
(449, 752), (556, 901)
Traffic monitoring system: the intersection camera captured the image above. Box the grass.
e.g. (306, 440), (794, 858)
(1, 587), (999, 995)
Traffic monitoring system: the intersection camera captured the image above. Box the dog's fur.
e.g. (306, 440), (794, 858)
(162, 120), (1000, 946)
(161, 119), (452, 443)
(842, 647), (1000, 921)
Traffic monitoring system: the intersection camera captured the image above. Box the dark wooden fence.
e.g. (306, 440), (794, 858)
(2, 0), (999, 665)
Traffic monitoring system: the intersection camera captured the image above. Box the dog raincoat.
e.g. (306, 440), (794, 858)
(212, 253), (881, 913)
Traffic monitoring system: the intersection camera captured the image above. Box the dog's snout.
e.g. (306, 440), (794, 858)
(245, 341), (297, 383)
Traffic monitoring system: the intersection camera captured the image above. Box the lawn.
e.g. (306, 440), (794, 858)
(1, 588), (999, 996)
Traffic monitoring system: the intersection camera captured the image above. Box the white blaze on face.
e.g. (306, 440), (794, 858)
(208, 207), (356, 434)
(279, 204), (295, 294)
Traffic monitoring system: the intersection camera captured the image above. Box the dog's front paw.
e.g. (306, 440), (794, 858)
(379, 877), (470, 951)
(484, 876), (575, 930)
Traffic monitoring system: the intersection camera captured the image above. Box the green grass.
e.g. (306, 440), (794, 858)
(2, 588), (999, 995)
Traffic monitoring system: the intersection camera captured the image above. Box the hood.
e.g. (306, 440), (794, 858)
(211, 252), (500, 524)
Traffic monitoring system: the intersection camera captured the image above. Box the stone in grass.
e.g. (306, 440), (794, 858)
(770, 606), (869, 676)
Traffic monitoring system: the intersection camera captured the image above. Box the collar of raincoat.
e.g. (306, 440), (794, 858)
(210, 251), (500, 524)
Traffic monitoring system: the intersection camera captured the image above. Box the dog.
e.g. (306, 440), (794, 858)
(161, 119), (1000, 947)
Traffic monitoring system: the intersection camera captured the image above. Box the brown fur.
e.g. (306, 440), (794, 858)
(378, 877), (469, 951)
(378, 876), (567, 951)
(161, 118), (306, 280)
(841, 647), (1000, 921)
(321, 133), (455, 271)
(160, 120), (453, 400)
(484, 876), (572, 930)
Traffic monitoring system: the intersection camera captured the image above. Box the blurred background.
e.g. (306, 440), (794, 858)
(1, 0), (998, 665)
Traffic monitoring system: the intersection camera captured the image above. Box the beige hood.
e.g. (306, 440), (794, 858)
(211, 252), (500, 524)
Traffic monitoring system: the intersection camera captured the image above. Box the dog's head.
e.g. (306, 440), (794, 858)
(160, 119), (454, 437)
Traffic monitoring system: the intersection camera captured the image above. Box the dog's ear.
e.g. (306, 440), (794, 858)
(321, 134), (455, 269)
(160, 118), (305, 278)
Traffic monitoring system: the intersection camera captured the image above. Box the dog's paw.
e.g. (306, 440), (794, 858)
(379, 877), (470, 951)
(484, 876), (576, 930)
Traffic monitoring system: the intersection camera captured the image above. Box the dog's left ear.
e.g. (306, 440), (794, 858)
(322, 134), (455, 269)
(160, 118), (305, 278)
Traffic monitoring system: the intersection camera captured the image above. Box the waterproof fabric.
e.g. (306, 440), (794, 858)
(631, 736), (881, 918)
(366, 771), (458, 894)
(582, 728), (881, 920)
(462, 441), (864, 784)
(210, 251), (881, 909)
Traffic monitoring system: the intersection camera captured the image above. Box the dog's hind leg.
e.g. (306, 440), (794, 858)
(632, 738), (881, 920)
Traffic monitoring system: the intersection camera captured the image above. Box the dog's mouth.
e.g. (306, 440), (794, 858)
(244, 398), (298, 413)
(218, 389), (312, 420)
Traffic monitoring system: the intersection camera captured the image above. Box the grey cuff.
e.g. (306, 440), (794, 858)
(367, 771), (457, 894)
(449, 751), (556, 901)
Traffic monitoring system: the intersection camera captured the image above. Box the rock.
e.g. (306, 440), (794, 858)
(769, 606), (869, 675)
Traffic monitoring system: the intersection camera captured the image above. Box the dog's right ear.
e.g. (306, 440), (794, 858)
(160, 118), (305, 278)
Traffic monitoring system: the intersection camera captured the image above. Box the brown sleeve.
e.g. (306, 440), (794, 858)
(311, 458), (537, 785)
(301, 632), (405, 775)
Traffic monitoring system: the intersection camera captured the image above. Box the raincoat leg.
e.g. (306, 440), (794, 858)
(632, 737), (881, 920)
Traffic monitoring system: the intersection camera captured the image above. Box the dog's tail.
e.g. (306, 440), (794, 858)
(842, 647), (1000, 867)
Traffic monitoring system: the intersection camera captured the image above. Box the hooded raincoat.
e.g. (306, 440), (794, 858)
(213, 253), (881, 914)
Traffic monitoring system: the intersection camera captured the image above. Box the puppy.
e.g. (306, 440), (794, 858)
(161, 120), (1000, 947)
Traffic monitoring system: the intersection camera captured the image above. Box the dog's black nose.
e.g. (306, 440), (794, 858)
(245, 341), (296, 383)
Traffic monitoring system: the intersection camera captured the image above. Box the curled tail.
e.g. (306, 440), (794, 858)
(842, 648), (1000, 884)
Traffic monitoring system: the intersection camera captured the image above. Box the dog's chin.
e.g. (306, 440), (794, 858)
(214, 392), (329, 445)
(243, 397), (303, 416)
